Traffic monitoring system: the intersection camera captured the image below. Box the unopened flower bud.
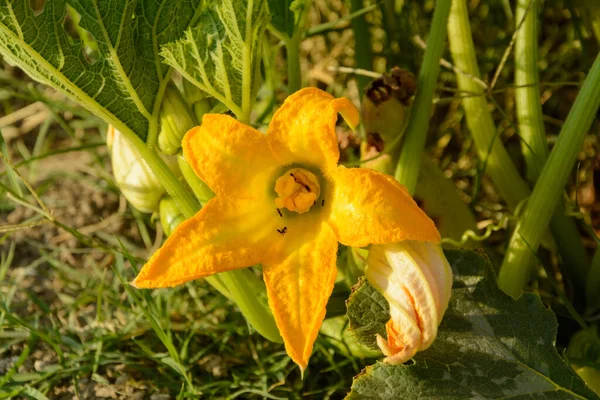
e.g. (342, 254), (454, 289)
(365, 241), (452, 364)
(108, 126), (180, 213)
(157, 85), (197, 155)
(159, 196), (185, 236)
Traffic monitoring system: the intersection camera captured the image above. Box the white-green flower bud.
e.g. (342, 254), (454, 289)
(365, 241), (452, 364)
(108, 126), (180, 214)
(157, 85), (197, 155)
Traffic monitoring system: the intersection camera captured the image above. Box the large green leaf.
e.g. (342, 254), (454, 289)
(0, 0), (203, 141)
(160, 0), (268, 121)
(346, 250), (600, 400)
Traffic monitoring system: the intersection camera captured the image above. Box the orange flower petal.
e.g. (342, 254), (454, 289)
(183, 114), (277, 197)
(262, 222), (338, 371)
(267, 87), (359, 172)
(133, 197), (278, 288)
(328, 167), (440, 248)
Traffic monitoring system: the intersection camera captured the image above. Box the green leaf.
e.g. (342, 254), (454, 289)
(347, 250), (600, 400)
(267, 0), (304, 38)
(160, 0), (269, 121)
(346, 277), (389, 351)
(0, 0), (202, 142)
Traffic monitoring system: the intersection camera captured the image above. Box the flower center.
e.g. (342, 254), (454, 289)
(274, 168), (321, 214)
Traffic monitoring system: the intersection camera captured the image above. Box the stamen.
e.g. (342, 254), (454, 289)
(274, 168), (321, 214)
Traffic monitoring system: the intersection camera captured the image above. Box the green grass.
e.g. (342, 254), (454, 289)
(1, 0), (600, 398)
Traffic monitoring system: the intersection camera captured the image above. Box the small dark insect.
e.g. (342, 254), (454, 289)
(277, 227), (288, 235)
(321, 199), (325, 206)
(277, 208), (283, 217)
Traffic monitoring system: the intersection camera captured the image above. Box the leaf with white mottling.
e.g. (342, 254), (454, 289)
(160, 0), (268, 119)
(0, 0), (202, 142)
(346, 277), (388, 351)
(347, 250), (600, 400)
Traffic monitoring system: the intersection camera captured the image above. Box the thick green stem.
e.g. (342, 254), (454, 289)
(283, 0), (312, 94)
(394, 0), (451, 194)
(350, 0), (374, 96)
(515, 0), (547, 183)
(285, 36), (302, 93)
(498, 52), (600, 299)
(447, 0), (530, 211)
(514, 0), (588, 291)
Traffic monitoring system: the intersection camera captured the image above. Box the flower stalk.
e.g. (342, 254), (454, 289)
(394, 0), (451, 195)
(498, 51), (600, 298)
(285, 35), (302, 93)
(514, 0), (588, 291)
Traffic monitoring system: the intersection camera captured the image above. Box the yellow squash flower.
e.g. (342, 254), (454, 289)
(132, 88), (440, 370)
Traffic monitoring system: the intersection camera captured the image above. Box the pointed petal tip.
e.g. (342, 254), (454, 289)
(331, 97), (360, 132)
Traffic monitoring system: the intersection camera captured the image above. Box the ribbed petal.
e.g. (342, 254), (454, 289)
(329, 167), (440, 248)
(262, 222), (338, 371)
(133, 197), (278, 288)
(183, 114), (278, 198)
(267, 87), (359, 173)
